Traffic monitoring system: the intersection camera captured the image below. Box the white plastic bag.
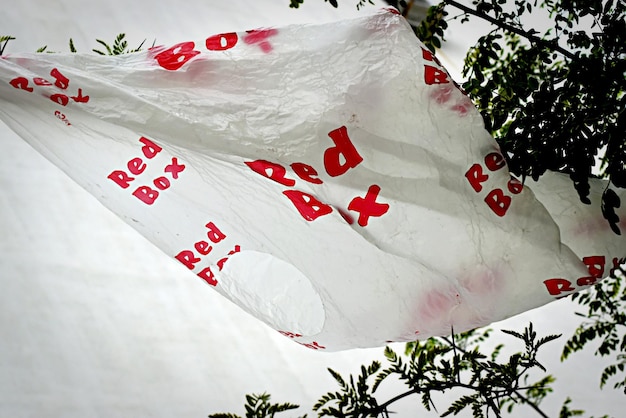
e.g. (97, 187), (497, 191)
(0, 9), (623, 350)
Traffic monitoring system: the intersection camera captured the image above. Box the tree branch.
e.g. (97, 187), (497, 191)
(439, 335), (553, 417)
(442, 0), (577, 61)
(483, 393), (503, 418)
(451, 326), (461, 383)
(370, 388), (420, 414)
(512, 389), (551, 418)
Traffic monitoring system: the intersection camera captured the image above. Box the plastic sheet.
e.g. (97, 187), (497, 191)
(0, 9), (623, 350)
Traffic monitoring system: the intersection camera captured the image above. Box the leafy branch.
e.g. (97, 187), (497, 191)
(563, 265), (626, 393)
(210, 325), (575, 417)
(37, 38), (77, 53)
(442, 0), (577, 60)
(92, 33), (146, 55)
(442, 0), (626, 232)
(209, 393), (304, 418)
(332, 0), (624, 233)
(33, 33), (146, 55)
(313, 325), (564, 418)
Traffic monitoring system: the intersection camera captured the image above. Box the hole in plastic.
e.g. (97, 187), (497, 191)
(219, 250), (325, 336)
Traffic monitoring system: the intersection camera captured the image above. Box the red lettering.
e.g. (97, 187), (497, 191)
(194, 241), (212, 256)
(507, 177), (523, 195)
(205, 222), (227, 243)
(9, 77), (33, 92)
(174, 221), (232, 286)
(422, 48), (435, 61)
(465, 163), (489, 192)
(71, 88), (89, 103)
(279, 331), (303, 339)
(348, 184), (390, 227)
(50, 93), (69, 106)
(155, 42), (200, 71)
(324, 126), (363, 177)
(107, 170), (134, 189)
(205, 32), (239, 51)
(243, 29), (278, 53)
(197, 266), (218, 286)
(132, 185), (159, 205)
(33, 77), (52, 86)
(484, 152), (506, 171)
(283, 190), (333, 221)
(421, 48), (443, 66)
(164, 157), (185, 179)
(544, 278), (575, 296)
(422, 48), (441, 67)
(583, 256), (605, 278)
(291, 162), (323, 184)
(127, 158), (146, 175)
(50, 68), (69, 89)
(484, 188), (511, 217)
(153, 176), (170, 190)
(300, 341), (326, 350)
(424, 65), (449, 85)
(139, 136), (162, 159)
(175, 250), (201, 269)
(54, 110), (71, 126)
(245, 160), (296, 186)
(578, 255), (605, 285)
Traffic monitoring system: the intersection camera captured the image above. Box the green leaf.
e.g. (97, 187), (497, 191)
(501, 329), (524, 340)
(327, 368), (347, 390)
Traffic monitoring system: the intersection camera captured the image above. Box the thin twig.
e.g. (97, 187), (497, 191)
(370, 388), (420, 414)
(450, 326), (461, 383)
(512, 389), (551, 418)
(443, 0), (577, 60)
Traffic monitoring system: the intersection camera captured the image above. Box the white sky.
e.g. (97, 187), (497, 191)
(0, 1), (623, 417)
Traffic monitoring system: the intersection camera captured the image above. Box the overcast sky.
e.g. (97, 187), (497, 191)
(0, 1), (623, 417)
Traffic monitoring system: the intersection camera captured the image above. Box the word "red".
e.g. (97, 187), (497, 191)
(246, 126), (389, 226)
(107, 137), (186, 205)
(174, 221), (241, 287)
(9, 67), (89, 107)
(544, 256), (624, 297)
(465, 152), (523, 217)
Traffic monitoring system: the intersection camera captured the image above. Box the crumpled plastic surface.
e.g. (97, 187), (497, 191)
(0, 8), (623, 351)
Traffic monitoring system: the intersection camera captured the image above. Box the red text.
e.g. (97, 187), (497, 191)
(464, 151), (522, 217)
(543, 256), (623, 297)
(155, 28), (280, 71)
(8, 68), (90, 124)
(174, 221), (241, 287)
(279, 331), (326, 350)
(107, 136), (186, 205)
(245, 126), (389, 226)
(422, 48), (450, 85)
